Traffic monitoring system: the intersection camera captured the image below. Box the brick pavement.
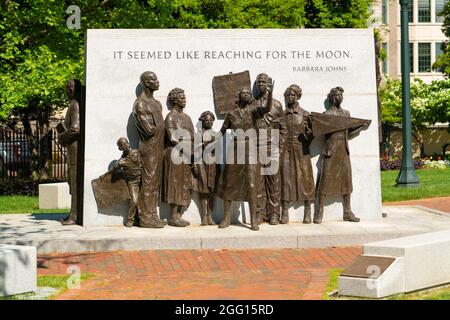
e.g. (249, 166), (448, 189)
(384, 196), (450, 214)
(36, 247), (361, 300)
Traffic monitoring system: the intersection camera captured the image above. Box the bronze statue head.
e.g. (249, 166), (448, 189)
(199, 111), (215, 130)
(168, 88), (186, 109)
(255, 73), (270, 96)
(328, 87), (344, 106)
(117, 137), (130, 154)
(284, 84), (302, 106)
(236, 88), (253, 107)
(140, 71), (159, 91)
(66, 79), (82, 100)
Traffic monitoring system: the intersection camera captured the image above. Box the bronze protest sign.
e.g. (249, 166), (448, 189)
(212, 70), (251, 115)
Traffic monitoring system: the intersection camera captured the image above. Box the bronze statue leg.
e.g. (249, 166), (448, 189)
(249, 197), (259, 231)
(248, 165), (259, 231)
(266, 169), (281, 224)
(219, 200), (232, 228)
(207, 193), (215, 225)
(256, 173), (267, 224)
(343, 194), (360, 222)
(199, 193), (209, 226)
(62, 149), (78, 225)
(314, 194), (325, 224)
(126, 183), (140, 227)
(169, 204), (189, 227)
(138, 154), (166, 228)
(280, 201), (289, 224)
(303, 200), (312, 224)
(178, 205), (191, 226)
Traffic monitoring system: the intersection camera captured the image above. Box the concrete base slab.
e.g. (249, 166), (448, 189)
(38, 183), (70, 209)
(0, 244), (37, 297)
(0, 206), (449, 254)
(338, 228), (450, 298)
(364, 229), (450, 292)
(338, 256), (404, 298)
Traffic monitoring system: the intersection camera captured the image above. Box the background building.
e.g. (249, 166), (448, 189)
(374, 0), (448, 83)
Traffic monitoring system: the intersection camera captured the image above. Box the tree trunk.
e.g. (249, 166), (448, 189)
(412, 130), (425, 158)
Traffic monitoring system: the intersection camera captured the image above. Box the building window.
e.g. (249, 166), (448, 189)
(418, 43), (431, 72)
(418, 0), (431, 22)
(435, 42), (445, 58)
(382, 0), (388, 24)
(408, 1), (414, 22)
(410, 43), (414, 73)
(382, 42), (388, 74)
(436, 0), (447, 23)
(435, 42), (445, 72)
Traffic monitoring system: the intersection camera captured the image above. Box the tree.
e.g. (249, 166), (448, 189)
(0, 0), (173, 178)
(304, 0), (372, 28)
(433, 0), (450, 77)
(0, 0), (374, 179)
(380, 78), (450, 157)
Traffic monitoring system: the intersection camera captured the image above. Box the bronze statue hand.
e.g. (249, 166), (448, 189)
(192, 164), (199, 179)
(267, 78), (274, 94)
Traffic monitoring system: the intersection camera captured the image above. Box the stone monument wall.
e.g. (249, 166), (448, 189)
(84, 29), (381, 227)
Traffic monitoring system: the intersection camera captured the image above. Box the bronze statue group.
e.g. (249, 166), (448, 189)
(62, 71), (370, 230)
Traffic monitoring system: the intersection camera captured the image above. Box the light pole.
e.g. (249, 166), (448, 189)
(396, 0), (419, 187)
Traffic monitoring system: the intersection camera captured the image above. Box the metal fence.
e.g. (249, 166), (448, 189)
(0, 125), (67, 180)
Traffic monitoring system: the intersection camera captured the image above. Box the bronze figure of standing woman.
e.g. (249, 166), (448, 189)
(314, 87), (369, 224)
(161, 88), (196, 227)
(280, 85), (315, 224)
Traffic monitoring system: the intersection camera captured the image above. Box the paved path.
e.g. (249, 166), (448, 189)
(37, 247), (361, 300)
(384, 196), (450, 214)
(3, 206), (450, 253)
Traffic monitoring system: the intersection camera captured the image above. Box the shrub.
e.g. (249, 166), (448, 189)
(0, 178), (67, 196)
(380, 157), (425, 171)
(423, 160), (450, 169)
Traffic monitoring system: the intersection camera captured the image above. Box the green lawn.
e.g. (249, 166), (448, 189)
(381, 168), (450, 202)
(0, 195), (69, 214)
(1, 274), (94, 300)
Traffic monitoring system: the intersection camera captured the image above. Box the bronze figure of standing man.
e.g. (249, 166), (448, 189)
(133, 71), (166, 228)
(253, 73), (284, 224)
(59, 79), (81, 225)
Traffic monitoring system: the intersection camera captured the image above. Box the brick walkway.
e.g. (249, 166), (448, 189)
(37, 247), (361, 300)
(384, 196), (450, 214)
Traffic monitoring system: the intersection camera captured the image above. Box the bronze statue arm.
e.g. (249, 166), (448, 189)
(219, 114), (231, 135)
(134, 102), (157, 139)
(348, 122), (370, 139)
(165, 115), (182, 147)
(303, 114), (314, 143)
(58, 101), (80, 145)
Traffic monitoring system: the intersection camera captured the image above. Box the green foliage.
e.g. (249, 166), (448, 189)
(380, 78), (450, 130)
(433, 0), (450, 76)
(305, 0), (372, 28)
(0, 0), (374, 122)
(170, 0), (308, 28)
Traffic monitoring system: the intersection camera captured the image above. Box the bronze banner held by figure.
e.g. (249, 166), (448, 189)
(212, 70), (251, 115)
